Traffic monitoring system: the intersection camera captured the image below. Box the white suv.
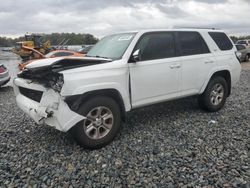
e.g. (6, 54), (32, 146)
(13, 29), (241, 149)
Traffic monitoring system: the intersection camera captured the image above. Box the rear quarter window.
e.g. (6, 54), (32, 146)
(209, 32), (233, 51)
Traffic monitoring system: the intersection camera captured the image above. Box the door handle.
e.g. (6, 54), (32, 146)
(170, 64), (181, 69)
(204, 60), (214, 64)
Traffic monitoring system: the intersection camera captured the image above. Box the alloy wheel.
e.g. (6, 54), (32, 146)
(210, 83), (224, 106)
(83, 106), (114, 140)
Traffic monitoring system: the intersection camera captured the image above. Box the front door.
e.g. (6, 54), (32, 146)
(128, 32), (181, 108)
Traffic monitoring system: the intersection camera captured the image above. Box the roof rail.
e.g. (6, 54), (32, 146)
(174, 26), (218, 30)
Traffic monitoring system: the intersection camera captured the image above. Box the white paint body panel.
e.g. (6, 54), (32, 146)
(129, 57), (181, 108)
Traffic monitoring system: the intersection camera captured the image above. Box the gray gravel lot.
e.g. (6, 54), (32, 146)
(0, 51), (250, 187)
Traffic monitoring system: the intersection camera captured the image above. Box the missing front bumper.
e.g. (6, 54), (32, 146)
(14, 78), (86, 132)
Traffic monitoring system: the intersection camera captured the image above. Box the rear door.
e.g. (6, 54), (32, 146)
(129, 32), (181, 108)
(176, 31), (215, 96)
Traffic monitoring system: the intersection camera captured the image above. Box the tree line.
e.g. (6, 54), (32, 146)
(230, 35), (250, 43)
(1, 33), (250, 47)
(0, 33), (99, 47)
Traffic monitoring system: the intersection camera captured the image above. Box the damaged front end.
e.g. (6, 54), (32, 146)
(14, 79), (85, 132)
(17, 65), (64, 93)
(17, 57), (111, 93)
(13, 58), (108, 131)
(14, 57), (111, 131)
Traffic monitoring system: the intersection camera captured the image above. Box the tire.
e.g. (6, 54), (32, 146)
(245, 54), (250, 62)
(70, 96), (121, 149)
(198, 76), (228, 112)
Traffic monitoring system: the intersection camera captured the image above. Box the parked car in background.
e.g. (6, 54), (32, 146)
(236, 44), (250, 62)
(0, 64), (10, 87)
(14, 29), (241, 149)
(78, 45), (94, 54)
(18, 50), (85, 70)
(236, 40), (250, 47)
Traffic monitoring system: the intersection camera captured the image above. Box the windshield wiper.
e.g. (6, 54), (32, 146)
(85, 55), (112, 59)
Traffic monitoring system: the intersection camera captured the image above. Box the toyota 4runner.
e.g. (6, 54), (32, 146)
(13, 29), (241, 149)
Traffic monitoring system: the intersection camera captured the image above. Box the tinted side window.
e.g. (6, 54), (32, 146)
(177, 31), (210, 56)
(54, 52), (73, 57)
(134, 32), (176, 61)
(209, 32), (233, 51)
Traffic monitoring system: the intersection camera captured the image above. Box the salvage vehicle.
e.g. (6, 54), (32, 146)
(18, 50), (85, 70)
(236, 44), (250, 62)
(13, 29), (241, 149)
(0, 64), (10, 87)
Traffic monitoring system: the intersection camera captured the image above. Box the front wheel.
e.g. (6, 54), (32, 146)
(70, 96), (121, 149)
(198, 76), (228, 112)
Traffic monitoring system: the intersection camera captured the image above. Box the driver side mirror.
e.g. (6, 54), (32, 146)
(130, 49), (141, 63)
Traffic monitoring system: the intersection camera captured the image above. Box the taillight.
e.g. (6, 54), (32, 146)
(0, 66), (6, 73)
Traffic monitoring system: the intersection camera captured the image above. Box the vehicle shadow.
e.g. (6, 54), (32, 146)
(39, 96), (203, 150)
(125, 96), (200, 127)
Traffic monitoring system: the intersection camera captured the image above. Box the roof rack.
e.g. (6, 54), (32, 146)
(174, 26), (218, 30)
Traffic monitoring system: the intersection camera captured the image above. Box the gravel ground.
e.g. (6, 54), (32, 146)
(0, 53), (250, 187)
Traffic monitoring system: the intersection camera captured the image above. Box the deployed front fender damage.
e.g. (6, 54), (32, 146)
(14, 78), (85, 132)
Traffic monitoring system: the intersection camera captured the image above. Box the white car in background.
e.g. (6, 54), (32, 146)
(13, 29), (241, 149)
(0, 64), (10, 87)
(236, 40), (250, 47)
(235, 44), (250, 62)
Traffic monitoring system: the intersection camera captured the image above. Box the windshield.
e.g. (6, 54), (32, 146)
(86, 33), (136, 60)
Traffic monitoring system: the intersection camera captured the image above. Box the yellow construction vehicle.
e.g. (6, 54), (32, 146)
(12, 33), (51, 60)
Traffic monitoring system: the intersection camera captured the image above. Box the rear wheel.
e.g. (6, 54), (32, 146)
(198, 76), (228, 112)
(70, 96), (121, 149)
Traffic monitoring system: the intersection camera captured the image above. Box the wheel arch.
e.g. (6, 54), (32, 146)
(201, 70), (231, 97)
(65, 89), (127, 122)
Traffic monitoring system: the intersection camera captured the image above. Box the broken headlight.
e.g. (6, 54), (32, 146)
(48, 73), (64, 93)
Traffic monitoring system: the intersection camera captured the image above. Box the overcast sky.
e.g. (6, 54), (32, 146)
(0, 0), (250, 38)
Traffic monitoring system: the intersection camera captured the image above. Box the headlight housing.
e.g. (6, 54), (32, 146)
(49, 73), (64, 93)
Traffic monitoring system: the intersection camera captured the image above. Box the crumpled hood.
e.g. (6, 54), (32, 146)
(25, 56), (112, 71)
(25, 57), (65, 69)
(18, 56), (113, 85)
